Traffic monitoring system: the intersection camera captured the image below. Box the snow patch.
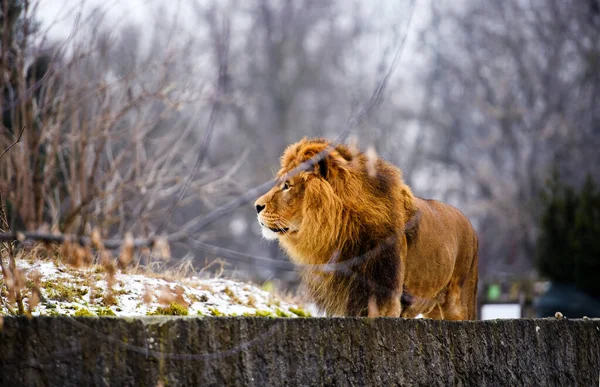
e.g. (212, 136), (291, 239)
(3, 258), (308, 318)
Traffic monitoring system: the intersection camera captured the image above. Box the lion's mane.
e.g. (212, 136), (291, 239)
(256, 138), (479, 319)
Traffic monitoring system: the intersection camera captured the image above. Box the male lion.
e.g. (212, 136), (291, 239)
(254, 138), (479, 320)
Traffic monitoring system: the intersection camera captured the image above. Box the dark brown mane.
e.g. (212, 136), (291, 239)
(404, 209), (421, 244)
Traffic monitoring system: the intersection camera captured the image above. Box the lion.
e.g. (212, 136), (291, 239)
(254, 138), (479, 320)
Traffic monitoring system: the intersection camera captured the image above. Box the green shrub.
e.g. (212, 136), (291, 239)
(536, 173), (600, 297)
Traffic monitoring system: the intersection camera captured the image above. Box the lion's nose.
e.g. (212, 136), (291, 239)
(255, 204), (265, 214)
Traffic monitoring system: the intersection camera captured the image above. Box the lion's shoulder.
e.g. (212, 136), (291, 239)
(409, 197), (477, 248)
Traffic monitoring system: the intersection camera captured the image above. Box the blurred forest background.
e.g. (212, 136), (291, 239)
(1, 0), (599, 293)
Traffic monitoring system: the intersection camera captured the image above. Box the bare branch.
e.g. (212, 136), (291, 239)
(0, 125), (25, 161)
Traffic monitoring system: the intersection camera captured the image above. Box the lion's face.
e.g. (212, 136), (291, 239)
(253, 138), (335, 242)
(254, 173), (307, 240)
(253, 138), (348, 258)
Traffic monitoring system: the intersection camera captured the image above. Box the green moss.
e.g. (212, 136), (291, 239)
(147, 303), (189, 316)
(42, 281), (88, 302)
(289, 307), (311, 317)
(241, 308), (292, 317)
(243, 310), (274, 317)
(74, 308), (95, 317)
(196, 310), (204, 316)
(208, 307), (223, 316)
(275, 308), (291, 317)
(97, 307), (116, 316)
(48, 310), (60, 316)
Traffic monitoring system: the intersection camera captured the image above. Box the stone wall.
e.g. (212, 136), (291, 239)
(1, 317), (599, 386)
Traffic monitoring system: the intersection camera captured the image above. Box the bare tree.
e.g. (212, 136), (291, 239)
(413, 0), (600, 278)
(0, 1), (237, 244)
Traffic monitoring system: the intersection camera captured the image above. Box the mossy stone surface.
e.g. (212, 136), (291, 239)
(1, 317), (599, 386)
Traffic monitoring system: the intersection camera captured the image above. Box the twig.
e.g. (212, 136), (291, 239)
(0, 231), (156, 250)
(0, 125), (26, 161)
(162, 28), (410, 239)
(350, 0), (415, 126)
(188, 240), (295, 270)
(0, 190), (24, 314)
(0, 230), (293, 271)
(167, 129), (351, 239)
(155, 16), (230, 235)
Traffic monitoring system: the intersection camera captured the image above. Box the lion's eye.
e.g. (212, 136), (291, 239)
(282, 181), (291, 191)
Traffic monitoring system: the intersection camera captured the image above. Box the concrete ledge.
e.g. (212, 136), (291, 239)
(1, 317), (599, 386)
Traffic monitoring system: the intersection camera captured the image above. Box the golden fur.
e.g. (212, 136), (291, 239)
(254, 138), (479, 319)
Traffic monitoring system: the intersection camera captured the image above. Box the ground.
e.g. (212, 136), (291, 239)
(1, 257), (310, 318)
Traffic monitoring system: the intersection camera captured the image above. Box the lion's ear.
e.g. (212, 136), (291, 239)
(318, 158), (328, 180)
(316, 151), (346, 180)
(297, 143), (343, 180)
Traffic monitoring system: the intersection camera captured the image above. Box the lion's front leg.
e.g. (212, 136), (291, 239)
(367, 234), (406, 318)
(385, 294), (401, 316)
(368, 291), (402, 317)
(368, 295), (380, 317)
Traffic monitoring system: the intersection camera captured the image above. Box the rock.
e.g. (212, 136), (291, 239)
(1, 317), (599, 386)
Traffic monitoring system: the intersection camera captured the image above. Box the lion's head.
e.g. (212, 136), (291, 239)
(254, 138), (414, 266)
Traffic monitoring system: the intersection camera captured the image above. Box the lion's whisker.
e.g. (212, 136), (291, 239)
(276, 217), (297, 233)
(275, 221), (292, 236)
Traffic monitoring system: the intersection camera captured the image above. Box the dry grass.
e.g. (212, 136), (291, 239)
(0, 243), (305, 317)
(0, 0), (214, 316)
(0, 0), (236, 279)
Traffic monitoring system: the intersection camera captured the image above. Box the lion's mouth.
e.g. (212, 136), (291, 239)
(260, 222), (290, 234)
(269, 226), (289, 233)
